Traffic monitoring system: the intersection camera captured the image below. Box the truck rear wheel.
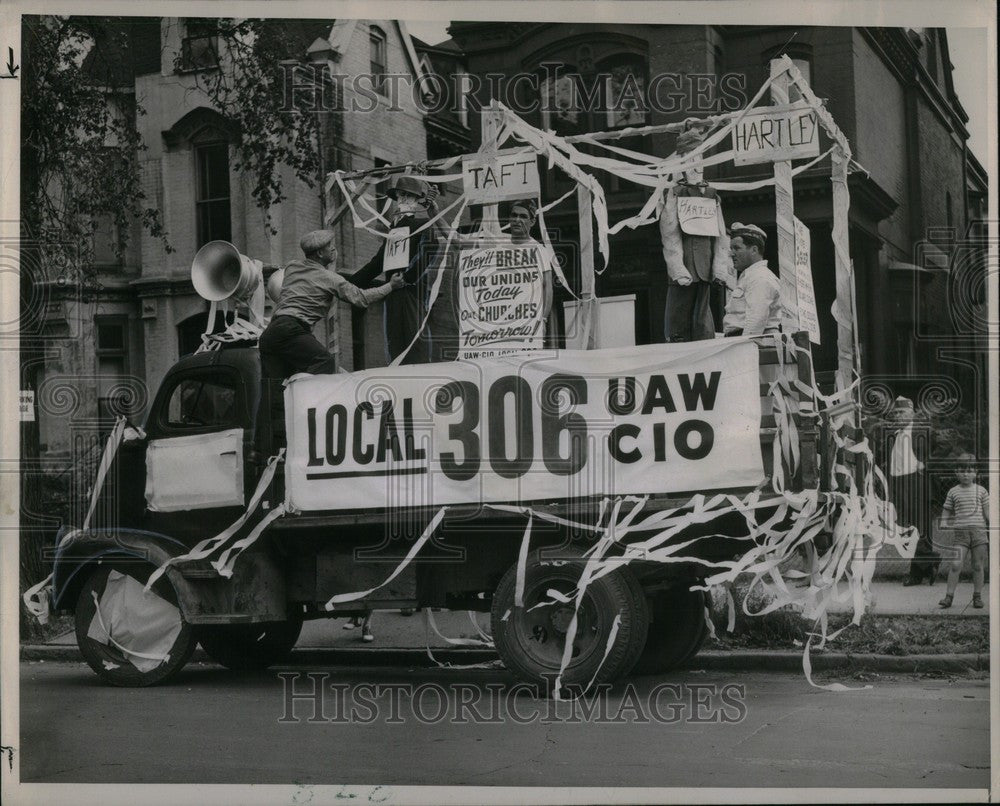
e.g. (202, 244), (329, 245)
(74, 561), (196, 687)
(632, 586), (709, 675)
(195, 619), (303, 670)
(490, 549), (649, 694)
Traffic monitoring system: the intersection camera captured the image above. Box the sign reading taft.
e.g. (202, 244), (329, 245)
(458, 244), (545, 359)
(731, 104), (820, 166)
(462, 148), (540, 204)
(283, 341), (765, 512)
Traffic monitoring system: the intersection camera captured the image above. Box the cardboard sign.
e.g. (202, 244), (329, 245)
(20, 390), (35, 422)
(793, 217), (821, 344)
(731, 104), (820, 166)
(462, 148), (540, 204)
(283, 340), (765, 512)
(383, 227), (410, 274)
(677, 195), (721, 237)
(457, 244), (546, 359)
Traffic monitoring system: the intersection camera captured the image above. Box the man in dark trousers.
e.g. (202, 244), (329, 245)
(350, 175), (442, 364)
(259, 229), (401, 380)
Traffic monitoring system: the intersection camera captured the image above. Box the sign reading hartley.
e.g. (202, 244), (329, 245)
(462, 148), (540, 204)
(458, 244), (545, 359)
(731, 104), (820, 166)
(283, 341), (764, 511)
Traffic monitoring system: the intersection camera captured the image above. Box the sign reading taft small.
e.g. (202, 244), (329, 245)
(731, 103), (820, 166)
(458, 244), (545, 359)
(282, 341), (765, 512)
(463, 148), (540, 204)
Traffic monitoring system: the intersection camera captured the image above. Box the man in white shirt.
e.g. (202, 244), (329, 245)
(722, 223), (781, 336)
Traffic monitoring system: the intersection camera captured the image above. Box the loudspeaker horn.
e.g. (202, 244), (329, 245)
(191, 240), (263, 302)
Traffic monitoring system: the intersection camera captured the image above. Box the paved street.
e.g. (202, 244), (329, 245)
(19, 660), (989, 789)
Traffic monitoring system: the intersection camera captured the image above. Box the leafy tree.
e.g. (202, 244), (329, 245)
(178, 18), (324, 232)
(21, 15), (169, 268)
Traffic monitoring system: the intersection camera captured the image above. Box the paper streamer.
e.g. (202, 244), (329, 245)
(144, 449), (285, 592)
(324, 507), (447, 608)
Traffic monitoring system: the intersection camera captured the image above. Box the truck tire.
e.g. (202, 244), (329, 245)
(491, 549), (649, 694)
(74, 561), (196, 687)
(632, 585), (709, 675)
(195, 619), (303, 670)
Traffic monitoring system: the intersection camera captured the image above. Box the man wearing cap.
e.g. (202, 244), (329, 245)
(722, 223), (781, 337)
(259, 229), (402, 379)
(351, 175), (443, 364)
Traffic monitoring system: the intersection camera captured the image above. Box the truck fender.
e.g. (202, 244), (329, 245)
(51, 528), (201, 620)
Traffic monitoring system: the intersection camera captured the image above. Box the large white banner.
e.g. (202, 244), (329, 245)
(458, 244), (546, 359)
(283, 340), (765, 512)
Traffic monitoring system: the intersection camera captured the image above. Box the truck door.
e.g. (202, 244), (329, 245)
(143, 366), (253, 539)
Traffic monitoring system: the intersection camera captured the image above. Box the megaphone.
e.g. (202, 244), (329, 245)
(265, 268), (284, 303)
(191, 240), (263, 302)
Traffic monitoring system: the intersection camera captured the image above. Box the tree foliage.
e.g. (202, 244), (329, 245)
(21, 16), (169, 267)
(179, 18), (322, 232)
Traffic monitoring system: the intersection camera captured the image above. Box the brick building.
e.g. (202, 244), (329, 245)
(448, 23), (988, 399)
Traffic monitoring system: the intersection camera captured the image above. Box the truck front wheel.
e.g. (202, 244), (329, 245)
(195, 619), (303, 670)
(74, 561), (196, 687)
(490, 549), (649, 694)
(632, 586), (709, 675)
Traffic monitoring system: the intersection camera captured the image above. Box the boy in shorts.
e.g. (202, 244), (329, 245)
(938, 453), (990, 609)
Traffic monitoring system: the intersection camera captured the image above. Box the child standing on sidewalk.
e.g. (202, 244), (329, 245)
(938, 453), (989, 609)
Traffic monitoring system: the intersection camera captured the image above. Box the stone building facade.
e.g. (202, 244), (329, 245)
(32, 17), (454, 459)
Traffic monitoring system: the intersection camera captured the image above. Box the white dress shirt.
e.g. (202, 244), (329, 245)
(722, 260), (781, 335)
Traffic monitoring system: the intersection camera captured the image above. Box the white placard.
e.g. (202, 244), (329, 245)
(677, 195), (721, 236)
(283, 340), (765, 512)
(458, 244), (546, 359)
(20, 390), (35, 422)
(383, 226), (410, 273)
(793, 216), (821, 344)
(462, 148), (540, 204)
(731, 104), (820, 166)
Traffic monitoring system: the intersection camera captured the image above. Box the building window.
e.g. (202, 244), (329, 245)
(195, 141), (231, 247)
(181, 19), (219, 71)
(604, 58), (648, 129)
(96, 316), (128, 425)
(370, 26), (387, 96)
(540, 71), (581, 133)
(788, 57), (812, 102)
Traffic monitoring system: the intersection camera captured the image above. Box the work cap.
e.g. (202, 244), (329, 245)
(730, 222), (767, 250)
(388, 175), (429, 201)
(300, 230), (336, 255)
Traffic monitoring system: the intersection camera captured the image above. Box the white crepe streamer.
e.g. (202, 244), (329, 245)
(324, 507), (447, 608)
(144, 449), (285, 592)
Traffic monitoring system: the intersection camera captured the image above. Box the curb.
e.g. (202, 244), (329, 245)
(21, 644), (988, 673)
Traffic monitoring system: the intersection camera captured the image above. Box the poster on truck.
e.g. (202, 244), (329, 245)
(283, 339), (765, 512)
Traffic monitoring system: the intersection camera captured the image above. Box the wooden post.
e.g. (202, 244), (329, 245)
(769, 60), (799, 336)
(576, 185), (599, 349)
(480, 100), (503, 235)
(830, 146), (857, 389)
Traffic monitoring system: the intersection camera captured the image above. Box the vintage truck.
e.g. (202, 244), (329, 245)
(45, 329), (837, 689)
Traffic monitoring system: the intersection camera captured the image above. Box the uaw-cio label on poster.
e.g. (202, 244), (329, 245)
(458, 244), (545, 359)
(282, 340), (765, 512)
